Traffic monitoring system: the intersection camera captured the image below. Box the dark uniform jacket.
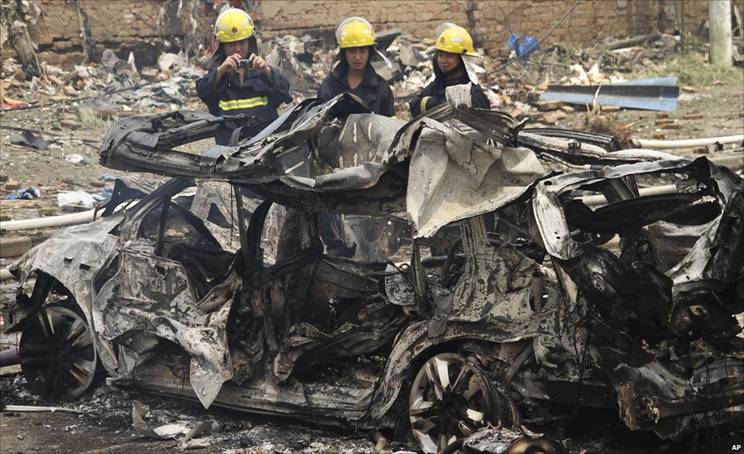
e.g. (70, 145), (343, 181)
(196, 66), (291, 145)
(409, 57), (489, 117)
(317, 62), (395, 116)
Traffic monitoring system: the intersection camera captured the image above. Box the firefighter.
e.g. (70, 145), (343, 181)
(317, 17), (395, 116)
(409, 23), (489, 117)
(196, 8), (292, 145)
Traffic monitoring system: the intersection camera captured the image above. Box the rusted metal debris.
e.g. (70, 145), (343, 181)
(540, 76), (680, 112)
(3, 86), (743, 453)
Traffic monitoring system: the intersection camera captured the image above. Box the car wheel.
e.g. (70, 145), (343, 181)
(19, 303), (97, 401)
(408, 352), (519, 453)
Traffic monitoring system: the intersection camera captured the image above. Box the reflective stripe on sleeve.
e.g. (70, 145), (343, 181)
(420, 96), (431, 113)
(219, 96), (269, 111)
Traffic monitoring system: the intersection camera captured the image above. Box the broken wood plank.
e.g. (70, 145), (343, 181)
(536, 100), (563, 111)
(0, 236), (32, 258)
(9, 20), (42, 77)
(0, 365), (21, 376)
(605, 33), (661, 50)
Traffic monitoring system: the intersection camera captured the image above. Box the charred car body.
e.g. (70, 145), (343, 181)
(4, 89), (743, 453)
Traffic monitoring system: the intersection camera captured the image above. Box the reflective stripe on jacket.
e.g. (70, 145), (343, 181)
(218, 96), (269, 111)
(196, 67), (291, 145)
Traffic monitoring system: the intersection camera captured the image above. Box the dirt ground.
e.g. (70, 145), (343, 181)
(1, 47), (743, 453)
(0, 377), (385, 453)
(0, 362), (742, 454)
(1, 349), (742, 454)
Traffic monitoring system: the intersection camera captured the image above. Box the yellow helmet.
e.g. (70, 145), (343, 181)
(215, 8), (254, 43)
(336, 17), (375, 49)
(434, 23), (478, 57)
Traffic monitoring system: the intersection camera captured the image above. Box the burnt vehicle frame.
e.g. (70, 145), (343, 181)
(4, 92), (743, 453)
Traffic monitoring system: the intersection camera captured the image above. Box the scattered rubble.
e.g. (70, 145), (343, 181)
(56, 190), (98, 210)
(3, 187), (39, 200)
(9, 130), (48, 150)
(0, 22), (734, 138)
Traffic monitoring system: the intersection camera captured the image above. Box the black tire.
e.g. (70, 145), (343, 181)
(19, 289), (98, 401)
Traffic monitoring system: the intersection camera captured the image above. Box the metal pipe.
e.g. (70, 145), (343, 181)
(530, 271), (545, 311)
(0, 201), (132, 233)
(632, 134), (743, 149)
(0, 346), (20, 367)
(154, 201), (170, 257)
(0, 209), (98, 232)
(580, 184), (678, 206)
(2, 405), (86, 414)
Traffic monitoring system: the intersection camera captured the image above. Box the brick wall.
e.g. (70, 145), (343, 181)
(1, 0), (722, 66)
(254, 0), (472, 40)
(3, 0), (214, 66)
(471, 0), (716, 56)
(472, 0), (653, 55)
(254, 0), (717, 55)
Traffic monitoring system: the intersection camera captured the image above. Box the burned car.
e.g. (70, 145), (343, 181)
(4, 90), (743, 453)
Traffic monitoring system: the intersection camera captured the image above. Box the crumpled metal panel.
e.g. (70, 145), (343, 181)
(368, 279), (567, 421)
(406, 119), (546, 237)
(93, 245), (240, 408)
(273, 299), (408, 381)
(7, 215), (123, 372)
(668, 167), (744, 285)
(9, 215), (122, 314)
(450, 217), (537, 322)
(124, 356), (375, 424)
(280, 113), (407, 191)
(98, 92), (551, 238)
(532, 157), (721, 260)
(405, 85), (546, 238)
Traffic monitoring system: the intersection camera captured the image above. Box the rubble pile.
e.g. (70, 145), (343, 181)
(479, 33), (687, 123)
(253, 30), (689, 121)
(0, 27), (690, 121)
(0, 50), (205, 114)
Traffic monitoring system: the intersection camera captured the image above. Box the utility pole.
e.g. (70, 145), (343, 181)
(709, 0), (733, 66)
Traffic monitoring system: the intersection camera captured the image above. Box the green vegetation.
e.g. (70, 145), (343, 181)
(77, 106), (111, 128)
(640, 50), (742, 86)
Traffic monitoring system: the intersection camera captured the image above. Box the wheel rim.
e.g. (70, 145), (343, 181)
(409, 353), (496, 453)
(20, 304), (97, 401)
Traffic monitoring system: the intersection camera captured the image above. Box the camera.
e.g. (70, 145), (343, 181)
(238, 55), (255, 69)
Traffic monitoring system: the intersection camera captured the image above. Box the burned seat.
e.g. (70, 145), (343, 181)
(139, 201), (235, 299)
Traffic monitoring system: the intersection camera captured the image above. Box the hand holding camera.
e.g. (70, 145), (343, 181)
(241, 54), (272, 78)
(218, 53), (271, 79)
